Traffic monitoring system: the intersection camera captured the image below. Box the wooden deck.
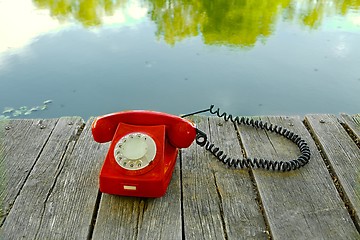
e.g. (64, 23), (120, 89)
(0, 114), (359, 239)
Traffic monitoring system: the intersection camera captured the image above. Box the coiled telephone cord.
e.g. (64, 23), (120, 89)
(183, 105), (311, 171)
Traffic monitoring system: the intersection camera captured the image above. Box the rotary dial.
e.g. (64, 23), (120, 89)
(114, 132), (156, 170)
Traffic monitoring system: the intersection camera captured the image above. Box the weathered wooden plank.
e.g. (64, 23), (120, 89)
(0, 119), (58, 226)
(340, 114), (360, 145)
(0, 117), (84, 238)
(238, 116), (359, 239)
(181, 117), (226, 239)
(208, 117), (270, 239)
(306, 114), (360, 229)
(181, 116), (267, 239)
(1, 114), (358, 239)
(92, 157), (182, 240)
(136, 164), (181, 239)
(29, 118), (108, 239)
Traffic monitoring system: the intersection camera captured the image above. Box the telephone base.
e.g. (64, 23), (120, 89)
(99, 148), (178, 198)
(98, 122), (179, 197)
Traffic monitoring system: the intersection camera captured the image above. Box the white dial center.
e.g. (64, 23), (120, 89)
(114, 133), (157, 171)
(122, 137), (147, 160)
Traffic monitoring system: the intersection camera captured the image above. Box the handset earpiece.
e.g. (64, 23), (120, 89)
(167, 121), (196, 148)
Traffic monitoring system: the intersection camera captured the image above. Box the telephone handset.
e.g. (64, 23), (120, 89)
(92, 110), (196, 197)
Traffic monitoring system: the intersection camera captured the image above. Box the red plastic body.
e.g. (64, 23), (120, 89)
(91, 110), (196, 198)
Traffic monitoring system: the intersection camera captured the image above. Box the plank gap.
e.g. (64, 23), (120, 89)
(339, 120), (360, 149)
(247, 168), (273, 240)
(303, 118), (360, 232)
(233, 122), (247, 159)
(70, 119), (86, 143)
(234, 123), (273, 240)
(179, 150), (185, 240)
(212, 172), (229, 240)
(87, 190), (102, 240)
(135, 199), (147, 239)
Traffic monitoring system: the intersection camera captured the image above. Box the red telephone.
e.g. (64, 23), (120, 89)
(91, 110), (196, 197)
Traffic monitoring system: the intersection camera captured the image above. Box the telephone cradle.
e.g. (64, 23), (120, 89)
(92, 110), (196, 198)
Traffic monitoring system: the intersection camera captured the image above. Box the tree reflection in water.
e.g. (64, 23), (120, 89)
(33, 0), (360, 47)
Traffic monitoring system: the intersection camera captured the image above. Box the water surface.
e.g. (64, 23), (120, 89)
(1, 0), (360, 120)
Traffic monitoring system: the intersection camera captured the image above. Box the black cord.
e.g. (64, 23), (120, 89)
(187, 105), (311, 171)
(180, 107), (212, 118)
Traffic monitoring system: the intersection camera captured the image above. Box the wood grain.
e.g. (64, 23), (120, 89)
(306, 114), (360, 229)
(181, 116), (267, 239)
(92, 156), (182, 240)
(238, 116), (359, 239)
(0, 119), (58, 226)
(0, 117), (84, 238)
(31, 118), (108, 239)
(136, 157), (182, 240)
(1, 114), (359, 239)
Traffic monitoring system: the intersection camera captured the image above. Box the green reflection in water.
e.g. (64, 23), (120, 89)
(33, 0), (360, 46)
(148, 0), (292, 47)
(288, 0), (360, 29)
(33, 0), (129, 26)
